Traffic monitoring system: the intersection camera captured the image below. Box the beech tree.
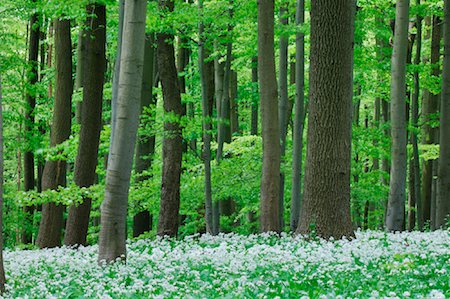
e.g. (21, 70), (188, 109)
(65, 3), (106, 246)
(98, 0), (147, 262)
(258, 0), (281, 233)
(36, 18), (73, 248)
(157, 0), (183, 237)
(0, 76), (6, 293)
(437, 0), (450, 228)
(386, 0), (410, 232)
(296, 0), (355, 239)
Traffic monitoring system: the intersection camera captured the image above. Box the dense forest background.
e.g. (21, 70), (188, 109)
(0, 0), (448, 257)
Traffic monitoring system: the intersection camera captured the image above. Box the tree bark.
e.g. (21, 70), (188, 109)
(157, 0), (183, 237)
(258, 0), (280, 233)
(290, 0), (305, 232)
(36, 19), (73, 248)
(278, 1), (289, 230)
(296, 0), (355, 239)
(421, 15), (442, 228)
(65, 4), (106, 246)
(0, 76), (7, 293)
(386, 0), (410, 232)
(23, 10), (40, 244)
(230, 70), (239, 134)
(437, 0), (450, 228)
(251, 57), (258, 136)
(133, 34), (156, 238)
(98, 0), (147, 262)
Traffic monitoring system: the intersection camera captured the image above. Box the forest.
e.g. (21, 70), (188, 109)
(0, 0), (449, 297)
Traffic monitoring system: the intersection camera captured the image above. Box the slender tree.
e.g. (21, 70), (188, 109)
(65, 4), (106, 246)
(386, 0), (410, 231)
(23, 8), (40, 244)
(290, 0), (305, 232)
(251, 57), (258, 136)
(437, 0), (450, 228)
(36, 19), (73, 248)
(0, 76), (7, 293)
(133, 34), (156, 237)
(98, 0), (147, 262)
(157, 0), (183, 237)
(258, 0), (280, 232)
(296, 0), (355, 239)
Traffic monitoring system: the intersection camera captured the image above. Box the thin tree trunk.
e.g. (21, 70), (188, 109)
(409, 3), (422, 231)
(290, 0), (305, 232)
(65, 4), (106, 246)
(157, 0), (183, 237)
(133, 34), (156, 238)
(23, 10), (40, 244)
(74, 30), (86, 124)
(437, 0), (450, 229)
(296, 0), (355, 239)
(421, 15), (442, 228)
(230, 70), (239, 134)
(98, 0), (147, 262)
(386, 0), (410, 232)
(251, 57), (258, 136)
(0, 76), (7, 293)
(36, 19), (73, 248)
(278, 1), (289, 230)
(259, 0), (280, 233)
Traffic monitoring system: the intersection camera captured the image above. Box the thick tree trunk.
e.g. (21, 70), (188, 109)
(0, 76), (7, 293)
(98, 0), (147, 262)
(296, 0), (355, 239)
(386, 0), (410, 232)
(258, 0), (280, 233)
(437, 0), (450, 228)
(278, 2), (289, 230)
(133, 34), (156, 238)
(290, 0), (305, 232)
(421, 15), (442, 227)
(36, 19), (73, 248)
(157, 0), (183, 237)
(23, 10), (40, 244)
(65, 4), (106, 246)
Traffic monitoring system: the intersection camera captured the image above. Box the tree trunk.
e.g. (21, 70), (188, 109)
(421, 15), (442, 228)
(133, 34), (156, 238)
(290, 0), (305, 232)
(199, 0), (216, 235)
(410, 1), (422, 231)
(98, 0), (147, 262)
(65, 4), (106, 246)
(74, 30), (86, 124)
(258, 0), (280, 233)
(230, 70), (239, 134)
(0, 76), (7, 293)
(36, 19), (73, 249)
(437, 0), (450, 228)
(22, 10), (40, 244)
(251, 57), (258, 136)
(386, 0), (410, 232)
(157, 0), (183, 237)
(278, 1), (289, 230)
(296, 0), (355, 239)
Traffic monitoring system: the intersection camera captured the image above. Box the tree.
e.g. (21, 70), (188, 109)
(386, 0), (410, 232)
(98, 0), (147, 262)
(258, 0), (280, 233)
(36, 18), (73, 249)
(290, 0), (305, 232)
(0, 76), (7, 293)
(296, 0), (355, 239)
(65, 3), (106, 246)
(133, 34), (156, 238)
(22, 6), (40, 244)
(157, 0), (183, 237)
(437, 0), (450, 228)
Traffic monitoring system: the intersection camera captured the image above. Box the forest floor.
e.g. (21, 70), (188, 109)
(1, 230), (449, 298)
